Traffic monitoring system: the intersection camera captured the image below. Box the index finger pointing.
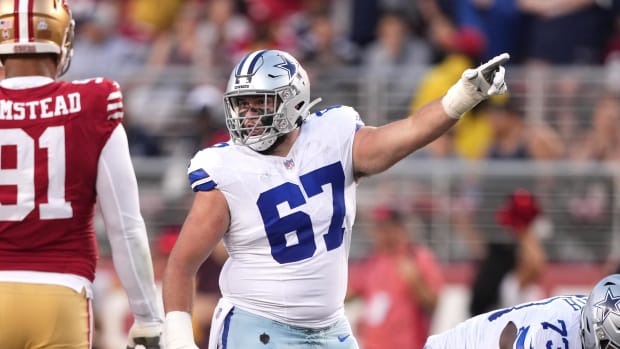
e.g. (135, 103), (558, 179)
(479, 53), (511, 73)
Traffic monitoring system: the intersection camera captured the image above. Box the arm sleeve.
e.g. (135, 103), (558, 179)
(96, 124), (164, 324)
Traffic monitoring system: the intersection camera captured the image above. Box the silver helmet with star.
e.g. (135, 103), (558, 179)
(223, 49), (321, 152)
(580, 274), (620, 349)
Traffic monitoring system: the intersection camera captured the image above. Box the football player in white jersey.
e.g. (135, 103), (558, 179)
(162, 49), (509, 349)
(424, 274), (620, 349)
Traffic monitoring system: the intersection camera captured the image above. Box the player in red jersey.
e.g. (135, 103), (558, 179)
(0, 1), (163, 348)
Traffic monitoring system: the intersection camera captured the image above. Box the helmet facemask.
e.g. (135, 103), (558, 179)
(225, 91), (281, 151)
(57, 18), (75, 77)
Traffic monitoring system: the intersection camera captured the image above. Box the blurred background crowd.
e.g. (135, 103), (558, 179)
(56, 0), (620, 348)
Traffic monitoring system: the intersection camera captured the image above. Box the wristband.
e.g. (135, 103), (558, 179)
(164, 311), (195, 347)
(441, 72), (483, 119)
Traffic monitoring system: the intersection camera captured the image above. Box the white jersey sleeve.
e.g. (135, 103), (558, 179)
(97, 125), (163, 325)
(186, 105), (363, 328)
(424, 295), (587, 349)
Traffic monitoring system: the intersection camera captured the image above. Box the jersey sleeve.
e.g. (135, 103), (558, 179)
(97, 78), (124, 126)
(97, 126), (163, 324)
(74, 77), (124, 141)
(187, 144), (230, 192)
(327, 105), (364, 143)
(310, 105), (364, 175)
(314, 105), (364, 132)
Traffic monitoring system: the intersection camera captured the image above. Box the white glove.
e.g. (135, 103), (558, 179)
(164, 311), (199, 349)
(127, 321), (163, 349)
(441, 53), (510, 119)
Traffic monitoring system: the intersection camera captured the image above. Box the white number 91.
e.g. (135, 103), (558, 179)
(0, 127), (72, 221)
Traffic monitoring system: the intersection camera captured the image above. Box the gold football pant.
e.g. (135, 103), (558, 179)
(0, 282), (91, 349)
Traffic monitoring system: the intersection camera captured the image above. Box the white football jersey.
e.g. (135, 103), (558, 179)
(424, 295), (587, 349)
(188, 105), (364, 328)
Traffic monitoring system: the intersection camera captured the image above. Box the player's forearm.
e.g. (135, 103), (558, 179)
(406, 98), (460, 151)
(162, 255), (201, 349)
(163, 259), (197, 314)
(354, 100), (456, 176)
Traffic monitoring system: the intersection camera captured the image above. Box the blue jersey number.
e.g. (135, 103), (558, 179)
(514, 320), (570, 349)
(541, 320), (569, 349)
(515, 326), (530, 349)
(257, 162), (346, 264)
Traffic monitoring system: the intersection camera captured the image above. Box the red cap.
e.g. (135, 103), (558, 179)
(496, 188), (541, 234)
(452, 27), (486, 58)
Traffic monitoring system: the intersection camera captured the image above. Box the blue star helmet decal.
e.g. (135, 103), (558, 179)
(274, 54), (297, 79)
(594, 288), (620, 321)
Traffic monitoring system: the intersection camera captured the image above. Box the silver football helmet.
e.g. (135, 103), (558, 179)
(223, 49), (321, 152)
(581, 274), (620, 349)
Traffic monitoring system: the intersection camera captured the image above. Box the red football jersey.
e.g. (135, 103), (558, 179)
(0, 77), (124, 281)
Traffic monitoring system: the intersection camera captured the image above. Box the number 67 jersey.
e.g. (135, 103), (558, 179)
(188, 105), (363, 328)
(0, 77), (124, 282)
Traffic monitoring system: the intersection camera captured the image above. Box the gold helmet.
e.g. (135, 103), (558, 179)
(0, 0), (74, 76)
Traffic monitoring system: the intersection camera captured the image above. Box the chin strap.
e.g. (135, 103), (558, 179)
(301, 97), (323, 119)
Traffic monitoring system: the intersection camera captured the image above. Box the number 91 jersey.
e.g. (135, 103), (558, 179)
(188, 105), (364, 328)
(0, 78), (124, 282)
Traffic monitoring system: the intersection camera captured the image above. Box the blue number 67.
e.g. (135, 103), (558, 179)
(256, 162), (346, 264)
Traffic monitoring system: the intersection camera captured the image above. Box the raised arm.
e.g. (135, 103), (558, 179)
(352, 53), (509, 177)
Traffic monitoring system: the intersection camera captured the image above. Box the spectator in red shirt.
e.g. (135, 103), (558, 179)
(347, 205), (444, 349)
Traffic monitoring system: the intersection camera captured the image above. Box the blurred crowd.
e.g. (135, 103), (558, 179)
(67, 0), (620, 73)
(62, 0), (620, 162)
(76, 0), (620, 348)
